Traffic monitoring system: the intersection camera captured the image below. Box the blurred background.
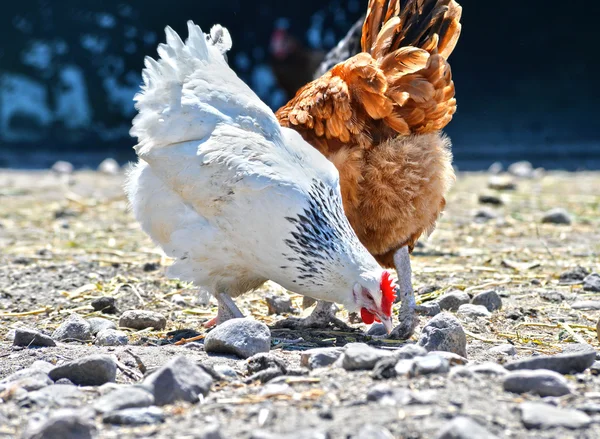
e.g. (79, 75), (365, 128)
(0, 0), (597, 170)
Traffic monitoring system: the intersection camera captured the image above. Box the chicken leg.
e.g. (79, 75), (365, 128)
(274, 300), (352, 331)
(389, 246), (418, 339)
(204, 292), (244, 328)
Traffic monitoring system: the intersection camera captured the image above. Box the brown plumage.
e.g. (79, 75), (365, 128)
(276, 0), (462, 268)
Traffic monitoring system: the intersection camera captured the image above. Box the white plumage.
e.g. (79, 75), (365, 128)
(126, 22), (392, 327)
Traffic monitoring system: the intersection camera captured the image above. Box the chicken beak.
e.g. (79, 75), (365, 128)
(379, 315), (393, 334)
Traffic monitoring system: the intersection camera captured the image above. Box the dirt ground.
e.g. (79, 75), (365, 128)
(0, 168), (599, 438)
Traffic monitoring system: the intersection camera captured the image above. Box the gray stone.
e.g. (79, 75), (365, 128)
(95, 329), (128, 346)
(415, 302), (441, 316)
(473, 207), (497, 223)
(300, 348), (344, 370)
(213, 364), (238, 380)
(411, 355), (449, 376)
(102, 407), (164, 425)
(23, 410), (94, 439)
(245, 353), (288, 383)
(520, 402), (591, 429)
(396, 344), (428, 360)
(584, 273), (600, 292)
(195, 425), (223, 439)
(357, 425), (394, 439)
(448, 366), (474, 379)
(90, 297), (118, 314)
(468, 362), (508, 376)
(418, 313), (467, 358)
(435, 416), (499, 439)
(30, 361), (55, 373)
(471, 290), (502, 312)
(204, 318), (271, 359)
(541, 208), (572, 225)
(88, 317), (117, 335)
(504, 343), (596, 374)
(394, 359), (415, 377)
(560, 266), (590, 283)
(13, 328), (56, 347)
(94, 386), (154, 413)
(23, 385), (86, 408)
(265, 294), (294, 315)
(341, 343), (395, 371)
(429, 351), (468, 366)
(503, 369), (571, 396)
(143, 356), (212, 406)
(478, 194), (503, 206)
(457, 304), (491, 318)
(508, 161), (534, 178)
(0, 368), (52, 392)
(49, 355), (117, 386)
(119, 310), (167, 330)
(51, 161), (74, 175)
(98, 158), (120, 175)
(488, 175), (516, 191)
(51, 314), (92, 342)
(437, 291), (470, 311)
(365, 323), (388, 337)
(571, 300), (600, 310)
(539, 290), (566, 302)
(488, 162), (503, 174)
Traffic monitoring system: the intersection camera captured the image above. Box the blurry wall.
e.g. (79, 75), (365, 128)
(0, 0), (598, 169)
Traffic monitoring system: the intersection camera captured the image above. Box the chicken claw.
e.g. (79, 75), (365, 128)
(274, 300), (352, 331)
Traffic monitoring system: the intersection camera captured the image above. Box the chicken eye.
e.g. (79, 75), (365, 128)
(365, 293), (374, 302)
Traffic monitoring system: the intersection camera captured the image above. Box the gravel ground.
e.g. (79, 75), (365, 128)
(0, 165), (599, 438)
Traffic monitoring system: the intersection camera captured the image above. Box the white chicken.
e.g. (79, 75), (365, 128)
(125, 22), (397, 332)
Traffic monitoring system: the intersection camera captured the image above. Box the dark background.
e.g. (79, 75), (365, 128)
(0, 0), (597, 170)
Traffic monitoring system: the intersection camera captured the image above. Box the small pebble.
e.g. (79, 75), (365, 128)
(559, 266), (590, 283)
(24, 384), (85, 408)
(435, 416), (499, 439)
(541, 208), (572, 225)
(265, 294), (294, 315)
(583, 273), (600, 292)
(415, 302), (441, 316)
(488, 162), (503, 174)
(457, 304), (491, 318)
(520, 402), (590, 429)
(300, 348), (344, 370)
(473, 207), (497, 223)
(119, 310), (167, 331)
(13, 328), (56, 348)
(437, 291), (470, 312)
(0, 368), (53, 392)
(504, 343), (596, 374)
(341, 343), (395, 371)
(488, 175), (516, 191)
(488, 344), (517, 356)
(51, 314), (92, 342)
(416, 285), (442, 296)
(97, 158), (120, 175)
(49, 355), (117, 386)
(468, 362), (508, 376)
(478, 194), (503, 205)
(143, 356), (212, 405)
(23, 409), (94, 439)
(171, 294), (187, 306)
(418, 313), (467, 358)
(571, 300), (600, 310)
(95, 329), (127, 346)
(213, 364), (239, 380)
(394, 359), (415, 377)
(143, 262), (160, 272)
(51, 161), (74, 175)
(396, 344), (428, 360)
(411, 355), (449, 376)
(538, 290), (565, 302)
(503, 369), (571, 396)
(428, 351), (468, 366)
(507, 161), (534, 178)
(204, 318), (271, 359)
(88, 318), (117, 336)
(90, 297), (118, 314)
(357, 424), (394, 439)
(102, 407), (164, 426)
(470, 290), (502, 312)
(94, 386), (154, 413)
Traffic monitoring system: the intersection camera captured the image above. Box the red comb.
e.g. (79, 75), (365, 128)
(380, 271), (396, 316)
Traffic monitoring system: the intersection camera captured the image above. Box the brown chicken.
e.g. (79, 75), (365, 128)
(275, 0), (462, 337)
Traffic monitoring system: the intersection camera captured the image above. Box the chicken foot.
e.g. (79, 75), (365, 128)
(389, 246), (418, 339)
(274, 300), (352, 331)
(204, 292), (244, 328)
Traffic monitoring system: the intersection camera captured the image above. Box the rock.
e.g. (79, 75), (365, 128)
(417, 285), (442, 296)
(411, 355), (449, 376)
(103, 407), (164, 426)
(171, 294), (187, 306)
(372, 356), (402, 380)
(195, 425), (223, 439)
(357, 425), (394, 439)
(394, 359), (415, 377)
(94, 386), (154, 413)
(300, 348), (344, 370)
(51, 314), (92, 342)
(51, 161), (74, 175)
(143, 356), (212, 406)
(0, 368), (52, 392)
(488, 162), (503, 174)
(23, 410), (94, 439)
(504, 344), (596, 374)
(49, 355), (117, 386)
(415, 302), (441, 316)
(23, 384), (85, 408)
(204, 318), (271, 359)
(265, 294), (294, 315)
(488, 175), (516, 191)
(418, 313), (467, 358)
(457, 304), (491, 318)
(539, 290), (565, 302)
(478, 194), (503, 206)
(245, 353), (288, 383)
(508, 161), (534, 178)
(437, 291), (470, 311)
(520, 402), (591, 429)
(503, 369), (571, 396)
(90, 297), (118, 314)
(341, 343), (395, 371)
(397, 344), (428, 360)
(467, 362), (508, 376)
(583, 273), (600, 292)
(488, 344), (517, 356)
(119, 310), (167, 330)
(143, 262), (160, 272)
(13, 328), (56, 347)
(571, 300), (600, 310)
(429, 351), (468, 366)
(95, 329), (128, 346)
(448, 366), (474, 379)
(559, 266), (590, 283)
(88, 317), (117, 335)
(435, 416), (499, 439)
(29, 361), (55, 373)
(97, 158), (120, 175)
(470, 290), (502, 312)
(213, 364), (238, 380)
(366, 323), (388, 337)
(473, 207), (497, 223)
(541, 208), (572, 225)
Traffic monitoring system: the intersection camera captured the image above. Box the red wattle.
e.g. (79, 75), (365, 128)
(361, 308), (375, 324)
